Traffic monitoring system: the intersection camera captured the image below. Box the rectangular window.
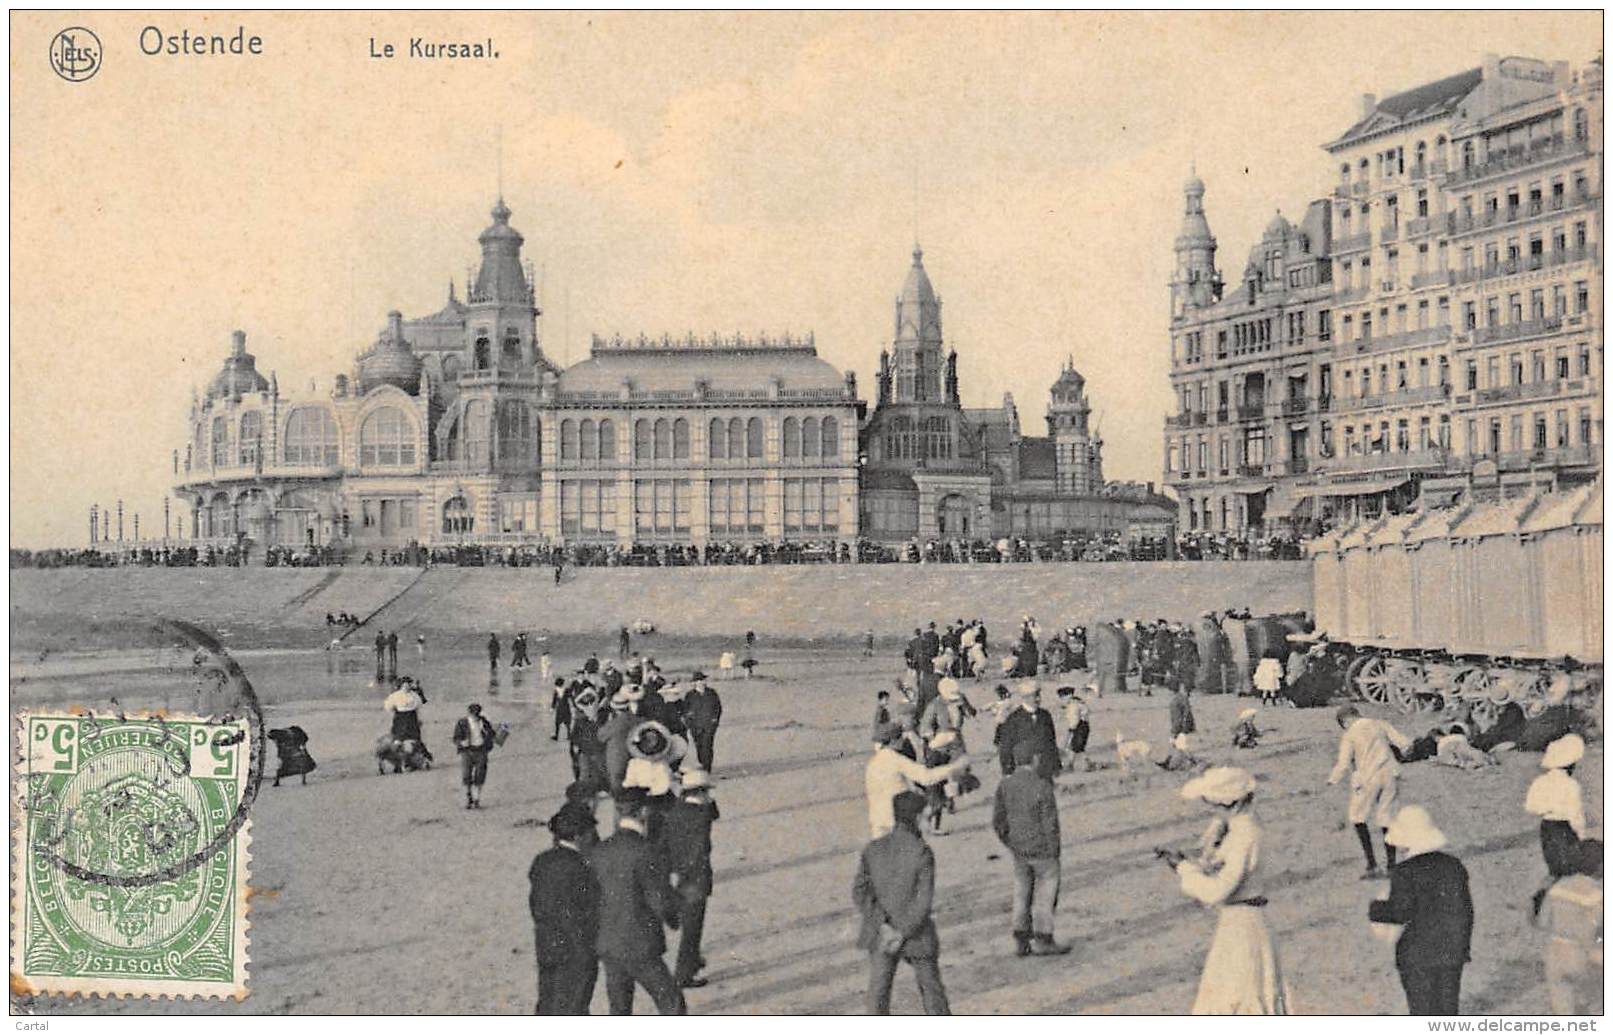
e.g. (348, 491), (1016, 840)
(1465, 361), (1478, 391)
(1576, 281), (1589, 312)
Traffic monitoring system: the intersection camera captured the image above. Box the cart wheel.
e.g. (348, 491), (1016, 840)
(1453, 666), (1494, 704)
(1352, 655), (1394, 706)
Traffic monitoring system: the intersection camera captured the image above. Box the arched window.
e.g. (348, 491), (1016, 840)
(502, 331), (522, 365)
(802, 417), (820, 459)
(673, 418), (690, 459)
(709, 418), (726, 459)
(746, 417), (763, 459)
(822, 416), (840, 458)
(500, 401), (534, 460)
(635, 419), (652, 461)
(208, 493), (233, 537)
(598, 419), (616, 462)
(575, 419), (593, 461)
(283, 407), (339, 466)
(783, 417), (801, 458)
(360, 406), (417, 467)
(474, 335), (491, 370)
(238, 411), (263, 467)
(653, 418), (672, 460)
(442, 496), (473, 535)
(926, 417), (951, 460)
(1339, 162), (1350, 181)
(211, 416), (232, 467)
(561, 419), (579, 461)
(1414, 140), (1426, 171)
(728, 418), (745, 459)
(462, 400), (490, 463)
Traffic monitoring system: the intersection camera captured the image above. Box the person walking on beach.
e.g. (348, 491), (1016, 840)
(993, 741), (1070, 957)
(374, 629), (388, 683)
(453, 703), (497, 809)
(682, 672), (722, 772)
(529, 802), (601, 1014)
(1328, 704), (1411, 879)
(1367, 806), (1474, 1015)
(663, 768), (720, 989)
(487, 633), (502, 675)
(1527, 733), (1589, 910)
(865, 724), (965, 839)
(852, 790), (951, 1015)
(588, 788), (686, 1015)
(551, 678), (572, 742)
(618, 626), (631, 661)
(997, 682), (1060, 779)
(1163, 767), (1288, 1014)
(386, 631), (399, 678)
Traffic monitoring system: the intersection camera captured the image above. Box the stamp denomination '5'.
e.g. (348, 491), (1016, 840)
(14, 713), (251, 999)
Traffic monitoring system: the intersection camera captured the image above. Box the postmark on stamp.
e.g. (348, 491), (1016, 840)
(12, 622), (259, 1000)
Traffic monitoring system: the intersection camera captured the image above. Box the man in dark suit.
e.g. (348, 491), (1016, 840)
(1368, 806), (1474, 1015)
(662, 769), (720, 988)
(920, 623), (942, 668)
(452, 703), (497, 809)
(587, 789), (686, 1015)
(996, 683), (1061, 778)
(992, 741), (1070, 957)
(852, 791), (950, 1015)
(529, 803), (601, 1014)
(683, 672), (723, 772)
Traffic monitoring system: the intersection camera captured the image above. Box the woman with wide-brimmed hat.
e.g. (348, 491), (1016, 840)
(1162, 766), (1289, 1014)
(1367, 805), (1474, 1014)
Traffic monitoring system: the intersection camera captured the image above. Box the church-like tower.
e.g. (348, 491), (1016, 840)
(1047, 358), (1102, 494)
(1170, 170), (1222, 319)
(886, 245), (955, 405)
(462, 197), (552, 374)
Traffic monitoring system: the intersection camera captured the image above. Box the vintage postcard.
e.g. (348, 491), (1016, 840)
(8, 9), (1604, 1020)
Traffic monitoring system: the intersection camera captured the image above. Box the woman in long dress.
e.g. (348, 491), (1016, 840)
(1166, 766), (1289, 1015)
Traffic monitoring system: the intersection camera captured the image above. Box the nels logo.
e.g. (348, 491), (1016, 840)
(49, 26), (101, 82)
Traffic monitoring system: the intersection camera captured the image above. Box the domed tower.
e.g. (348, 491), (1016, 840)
(462, 197), (553, 375)
(1171, 169), (1221, 319)
(890, 245), (950, 404)
(356, 311), (422, 394)
(1048, 357), (1101, 494)
(206, 330), (270, 403)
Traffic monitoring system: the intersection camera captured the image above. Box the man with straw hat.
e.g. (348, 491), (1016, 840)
(996, 681), (1061, 779)
(663, 767), (720, 989)
(528, 802), (601, 1014)
(1162, 766), (1288, 1014)
(1368, 805), (1473, 1015)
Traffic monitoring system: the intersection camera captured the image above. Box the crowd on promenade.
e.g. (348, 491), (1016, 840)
(11, 531), (1311, 571)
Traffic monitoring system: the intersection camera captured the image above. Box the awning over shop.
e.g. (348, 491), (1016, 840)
(1298, 477), (1410, 500)
(1264, 484), (1307, 521)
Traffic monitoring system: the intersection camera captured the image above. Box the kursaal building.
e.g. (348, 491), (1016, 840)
(173, 198), (1173, 552)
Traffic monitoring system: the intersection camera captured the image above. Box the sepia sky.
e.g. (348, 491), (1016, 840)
(9, 10), (1600, 547)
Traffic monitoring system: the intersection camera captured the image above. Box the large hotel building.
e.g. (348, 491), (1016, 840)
(172, 204), (1173, 553)
(1164, 53), (1603, 532)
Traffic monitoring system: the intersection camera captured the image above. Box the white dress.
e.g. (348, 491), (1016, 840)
(1177, 811), (1290, 1015)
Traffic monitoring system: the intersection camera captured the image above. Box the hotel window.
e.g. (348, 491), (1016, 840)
(462, 400), (490, 463)
(747, 417), (764, 459)
(708, 418), (726, 460)
(783, 417), (801, 459)
(635, 419), (652, 461)
(1555, 349), (1569, 379)
(1531, 351), (1546, 382)
(1417, 356), (1429, 387)
(1416, 300), (1429, 329)
(499, 496), (537, 534)
(1485, 297), (1499, 327)
(1579, 345), (1592, 377)
(1530, 290), (1545, 322)
(1438, 415), (1450, 449)
(1556, 410), (1570, 447)
(1487, 357), (1500, 387)
(1510, 354), (1524, 385)
(1318, 310), (1332, 341)
(1396, 360), (1408, 390)
(238, 411), (261, 468)
(633, 479), (691, 535)
(1534, 414), (1548, 450)
(561, 419), (579, 460)
(1466, 419), (1478, 456)
(783, 478), (840, 534)
(283, 407), (340, 466)
(498, 400), (534, 461)
(1554, 286), (1567, 316)
(560, 480), (616, 536)
(708, 478), (765, 535)
(653, 418), (672, 461)
(1574, 222), (1588, 250)
(1508, 294), (1522, 324)
(1341, 259), (1353, 288)
(578, 419), (597, 461)
(1396, 419), (1409, 452)
(1197, 440), (1206, 472)
(1575, 282), (1589, 313)
(672, 418), (690, 460)
(1418, 416), (1431, 451)
(1465, 361), (1477, 391)
(802, 417), (821, 459)
(359, 406), (416, 467)
(1507, 415), (1523, 453)
(211, 416), (232, 467)
(1579, 407), (1593, 445)
(1463, 302), (1476, 330)
(727, 418), (746, 460)
(822, 416), (840, 458)
(1416, 190), (1428, 218)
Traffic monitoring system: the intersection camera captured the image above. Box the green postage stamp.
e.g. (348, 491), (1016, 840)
(13, 712), (252, 999)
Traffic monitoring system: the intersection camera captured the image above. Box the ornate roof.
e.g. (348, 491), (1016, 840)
(1330, 67), (1482, 148)
(894, 245), (942, 344)
(356, 311), (422, 394)
(206, 330), (270, 402)
(558, 338), (846, 397)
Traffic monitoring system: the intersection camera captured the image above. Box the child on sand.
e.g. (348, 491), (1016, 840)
(1056, 685), (1092, 769)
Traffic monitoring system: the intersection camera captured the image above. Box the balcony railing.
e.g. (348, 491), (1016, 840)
(1332, 284), (1367, 303)
(1335, 232), (1371, 253)
(1281, 397), (1309, 417)
(1165, 413), (1194, 429)
(1409, 269), (1454, 289)
(1324, 447), (1456, 474)
(1192, 412), (1209, 427)
(1335, 383), (1451, 413)
(1350, 324), (1452, 355)
(1474, 379), (1567, 405)
(1237, 463), (1266, 478)
(1473, 316), (1564, 345)
(1445, 135), (1590, 187)
(1214, 408), (1228, 424)
(1236, 403), (1265, 421)
(1406, 216), (1433, 237)
(1495, 444), (1600, 471)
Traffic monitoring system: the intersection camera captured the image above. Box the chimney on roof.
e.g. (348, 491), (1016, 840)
(387, 310), (405, 347)
(1360, 93), (1376, 120)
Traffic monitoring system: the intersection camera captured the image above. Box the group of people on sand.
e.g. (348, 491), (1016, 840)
(854, 601), (1602, 1018)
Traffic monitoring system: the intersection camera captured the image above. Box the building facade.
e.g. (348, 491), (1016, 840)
(175, 201), (1168, 553)
(1164, 52), (1603, 530)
